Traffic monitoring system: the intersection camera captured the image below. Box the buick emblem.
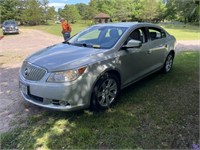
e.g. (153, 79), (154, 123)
(24, 67), (31, 77)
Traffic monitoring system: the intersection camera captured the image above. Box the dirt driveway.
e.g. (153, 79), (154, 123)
(0, 29), (199, 133)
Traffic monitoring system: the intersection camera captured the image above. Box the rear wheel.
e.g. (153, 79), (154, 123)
(163, 53), (174, 73)
(91, 73), (120, 111)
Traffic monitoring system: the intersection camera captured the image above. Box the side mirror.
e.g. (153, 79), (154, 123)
(122, 39), (142, 49)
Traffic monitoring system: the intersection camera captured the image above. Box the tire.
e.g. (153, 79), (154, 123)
(162, 52), (174, 73)
(91, 73), (120, 111)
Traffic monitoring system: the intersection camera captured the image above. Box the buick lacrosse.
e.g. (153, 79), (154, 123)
(19, 22), (176, 111)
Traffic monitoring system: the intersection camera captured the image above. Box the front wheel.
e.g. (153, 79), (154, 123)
(162, 53), (174, 73)
(91, 73), (120, 111)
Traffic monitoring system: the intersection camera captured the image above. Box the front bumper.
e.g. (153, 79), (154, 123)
(3, 29), (19, 34)
(19, 72), (95, 111)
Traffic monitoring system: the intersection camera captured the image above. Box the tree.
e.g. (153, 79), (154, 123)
(165, 0), (178, 21)
(88, 0), (137, 22)
(75, 3), (89, 20)
(22, 0), (43, 25)
(112, 0), (135, 21)
(0, 0), (20, 22)
(179, 0), (200, 23)
(47, 6), (57, 20)
(61, 5), (81, 23)
(85, 6), (99, 20)
(40, 0), (49, 24)
(136, 0), (161, 22)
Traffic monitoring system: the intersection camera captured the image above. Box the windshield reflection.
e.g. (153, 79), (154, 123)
(68, 26), (127, 49)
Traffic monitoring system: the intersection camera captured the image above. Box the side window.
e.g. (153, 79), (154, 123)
(128, 27), (147, 43)
(149, 28), (166, 41)
(161, 31), (166, 38)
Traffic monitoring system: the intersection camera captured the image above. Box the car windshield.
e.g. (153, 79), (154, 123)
(68, 25), (128, 49)
(4, 21), (17, 26)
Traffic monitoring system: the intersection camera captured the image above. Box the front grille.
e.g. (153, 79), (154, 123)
(21, 62), (46, 81)
(5, 27), (13, 31)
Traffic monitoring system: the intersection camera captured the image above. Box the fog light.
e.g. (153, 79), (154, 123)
(59, 101), (69, 106)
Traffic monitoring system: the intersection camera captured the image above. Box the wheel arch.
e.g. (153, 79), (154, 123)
(169, 50), (175, 58)
(89, 68), (121, 107)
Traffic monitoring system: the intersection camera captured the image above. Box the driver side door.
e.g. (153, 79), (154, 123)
(118, 27), (152, 87)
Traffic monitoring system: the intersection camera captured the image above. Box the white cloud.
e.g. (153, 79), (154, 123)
(48, 2), (66, 10)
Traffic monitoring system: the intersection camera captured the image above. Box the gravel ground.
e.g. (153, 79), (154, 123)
(0, 29), (199, 133)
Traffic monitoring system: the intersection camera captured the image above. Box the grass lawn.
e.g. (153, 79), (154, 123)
(1, 51), (199, 149)
(160, 24), (200, 40)
(4, 21), (197, 40)
(20, 22), (88, 37)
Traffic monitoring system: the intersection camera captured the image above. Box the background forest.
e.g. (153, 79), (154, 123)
(1, 0), (199, 25)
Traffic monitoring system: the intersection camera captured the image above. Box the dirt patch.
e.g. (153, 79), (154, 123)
(176, 40), (200, 52)
(0, 29), (62, 133)
(0, 29), (199, 133)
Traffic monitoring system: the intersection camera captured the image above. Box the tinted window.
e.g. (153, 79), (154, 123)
(128, 27), (147, 43)
(148, 27), (166, 41)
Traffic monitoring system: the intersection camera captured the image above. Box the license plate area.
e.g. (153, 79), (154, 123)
(19, 82), (29, 95)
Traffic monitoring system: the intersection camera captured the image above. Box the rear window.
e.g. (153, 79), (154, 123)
(149, 27), (166, 41)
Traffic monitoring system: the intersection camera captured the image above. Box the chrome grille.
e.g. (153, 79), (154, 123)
(6, 27), (13, 31)
(21, 62), (46, 81)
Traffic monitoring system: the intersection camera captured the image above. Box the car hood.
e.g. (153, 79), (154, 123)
(26, 43), (106, 71)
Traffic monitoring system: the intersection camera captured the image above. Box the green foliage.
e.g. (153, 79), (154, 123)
(0, 0), (20, 22)
(113, 0), (135, 21)
(1, 51), (199, 149)
(47, 6), (57, 20)
(161, 23), (199, 40)
(0, 0), (199, 25)
(21, 22), (88, 37)
(40, 0), (49, 24)
(0, 0), (56, 25)
(22, 0), (43, 25)
(59, 5), (81, 23)
(165, 0), (199, 23)
(75, 3), (88, 20)
(136, 0), (161, 22)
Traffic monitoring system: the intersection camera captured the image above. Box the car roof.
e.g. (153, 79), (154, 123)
(94, 22), (161, 28)
(3, 20), (16, 23)
(93, 22), (166, 32)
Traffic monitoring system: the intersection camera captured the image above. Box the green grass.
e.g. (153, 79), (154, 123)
(20, 22), (88, 37)
(1, 51), (199, 149)
(161, 24), (200, 40)
(1, 22), (199, 40)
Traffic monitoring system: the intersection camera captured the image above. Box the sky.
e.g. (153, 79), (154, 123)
(49, 0), (90, 10)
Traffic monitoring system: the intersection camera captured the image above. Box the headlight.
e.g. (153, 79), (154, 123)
(47, 66), (87, 83)
(15, 26), (18, 29)
(2, 27), (5, 30)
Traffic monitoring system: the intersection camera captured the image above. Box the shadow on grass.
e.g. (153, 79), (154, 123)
(1, 51), (199, 149)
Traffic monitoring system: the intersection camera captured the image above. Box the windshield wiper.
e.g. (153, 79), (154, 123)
(70, 43), (101, 49)
(63, 41), (71, 44)
(72, 43), (91, 47)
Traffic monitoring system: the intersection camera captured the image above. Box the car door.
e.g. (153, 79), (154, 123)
(145, 27), (167, 71)
(118, 27), (153, 86)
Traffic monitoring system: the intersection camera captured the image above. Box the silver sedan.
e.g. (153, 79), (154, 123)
(19, 22), (176, 111)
